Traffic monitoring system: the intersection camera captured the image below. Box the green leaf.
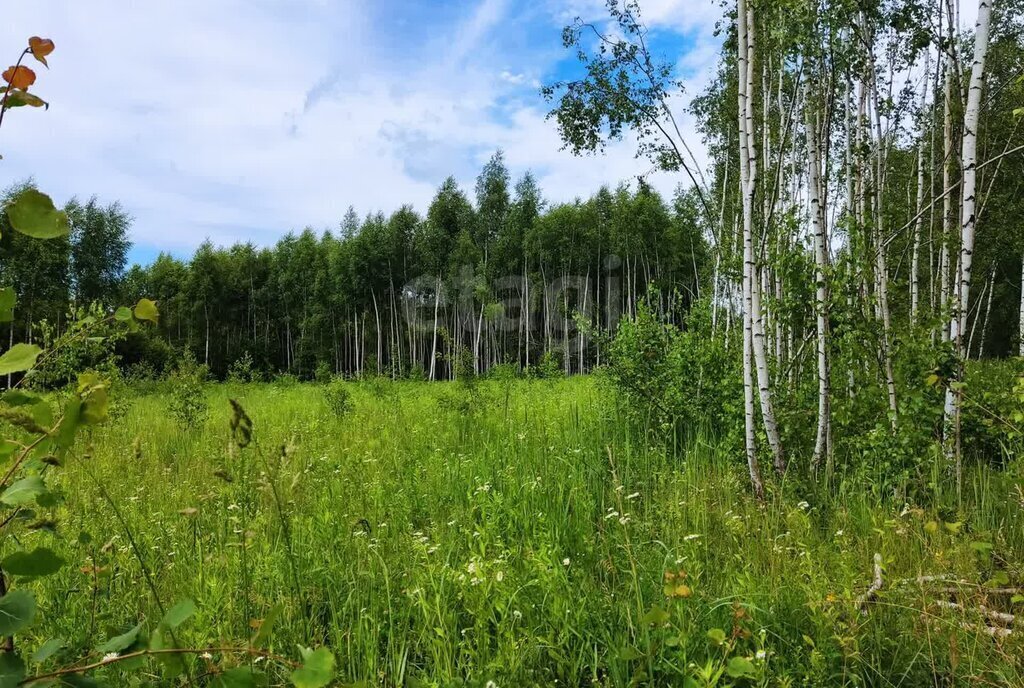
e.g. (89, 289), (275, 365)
(1, 547), (65, 578)
(3, 90), (47, 108)
(249, 603), (283, 648)
(113, 306), (132, 322)
(987, 570), (1010, 587)
(215, 667), (268, 688)
(133, 298), (159, 324)
(5, 189), (69, 239)
(160, 599), (196, 630)
(1, 477), (46, 507)
(77, 373), (109, 425)
(2, 390), (41, 407)
(0, 344), (42, 376)
(96, 622), (143, 654)
(706, 627), (727, 646)
(0, 288), (14, 324)
(0, 651), (25, 688)
(31, 638), (65, 663)
(0, 590), (36, 635)
(289, 647), (335, 688)
(639, 605), (670, 626)
(54, 397), (82, 458)
(725, 656), (756, 678)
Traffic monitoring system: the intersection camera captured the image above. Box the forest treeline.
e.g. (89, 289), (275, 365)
(2, 164), (707, 381)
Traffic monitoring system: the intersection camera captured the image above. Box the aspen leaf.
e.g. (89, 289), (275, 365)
(0, 649), (25, 686)
(726, 656), (756, 678)
(2, 66), (35, 90)
(160, 599), (196, 629)
(0, 343), (41, 375)
(96, 622), (143, 654)
(28, 37), (55, 67)
(3, 89), (47, 108)
(6, 189), (70, 239)
(1, 547), (65, 578)
(289, 646), (335, 688)
(133, 298), (159, 324)
(0, 589), (36, 635)
(0, 476), (46, 506)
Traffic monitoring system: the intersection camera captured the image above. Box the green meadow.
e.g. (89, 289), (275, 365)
(22, 377), (1022, 686)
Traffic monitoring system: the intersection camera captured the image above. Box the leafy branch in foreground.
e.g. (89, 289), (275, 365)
(0, 34), (335, 688)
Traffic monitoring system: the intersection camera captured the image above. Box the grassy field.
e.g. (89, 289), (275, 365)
(28, 377), (1024, 686)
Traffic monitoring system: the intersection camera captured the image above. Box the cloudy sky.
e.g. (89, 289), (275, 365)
(1, 0), (725, 265)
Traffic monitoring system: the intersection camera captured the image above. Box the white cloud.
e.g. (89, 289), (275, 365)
(0, 0), (725, 257)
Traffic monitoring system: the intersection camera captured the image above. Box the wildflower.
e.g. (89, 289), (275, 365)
(101, 653), (119, 663)
(201, 652), (213, 660)
(756, 650), (766, 660)
(562, 557), (571, 566)
(684, 534), (701, 541)
(626, 492), (640, 500)
(496, 570), (504, 582)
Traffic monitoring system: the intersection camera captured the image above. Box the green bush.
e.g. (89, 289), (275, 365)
(323, 378), (354, 417)
(168, 351), (208, 429)
(226, 350), (259, 383)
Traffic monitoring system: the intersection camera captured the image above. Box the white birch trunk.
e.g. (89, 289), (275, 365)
(944, 0), (991, 467)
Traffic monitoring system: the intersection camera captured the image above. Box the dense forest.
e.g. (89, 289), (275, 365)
(2, 167), (706, 381)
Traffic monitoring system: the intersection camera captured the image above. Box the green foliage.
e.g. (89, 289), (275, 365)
(322, 377), (353, 418)
(27, 302), (125, 390)
(4, 188), (69, 239)
(289, 647), (336, 688)
(529, 350), (562, 380)
(0, 343), (40, 376)
(313, 360), (332, 384)
(168, 350), (208, 429)
(607, 299), (741, 445)
(227, 350), (259, 383)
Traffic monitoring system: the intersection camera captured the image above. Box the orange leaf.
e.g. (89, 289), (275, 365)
(2, 65), (36, 90)
(28, 37), (55, 67)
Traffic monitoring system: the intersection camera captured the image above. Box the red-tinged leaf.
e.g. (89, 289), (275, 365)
(3, 89), (47, 109)
(28, 37), (55, 67)
(2, 66), (36, 90)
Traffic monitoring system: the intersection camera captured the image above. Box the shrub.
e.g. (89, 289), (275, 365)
(314, 360), (333, 384)
(529, 350), (562, 379)
(168, 351), (208, 429)
(323, 378), (354, 417)
(227, 351), (258, 383)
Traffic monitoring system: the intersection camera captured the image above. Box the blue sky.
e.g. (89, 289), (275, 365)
(0, 0), (723, 266)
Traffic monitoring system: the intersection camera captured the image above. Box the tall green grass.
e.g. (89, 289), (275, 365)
(27, 377), (1024, 686)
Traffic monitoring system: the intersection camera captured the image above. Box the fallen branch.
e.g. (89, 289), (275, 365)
(856, 553), (884, 614)
(934, 600), (1017, 627)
